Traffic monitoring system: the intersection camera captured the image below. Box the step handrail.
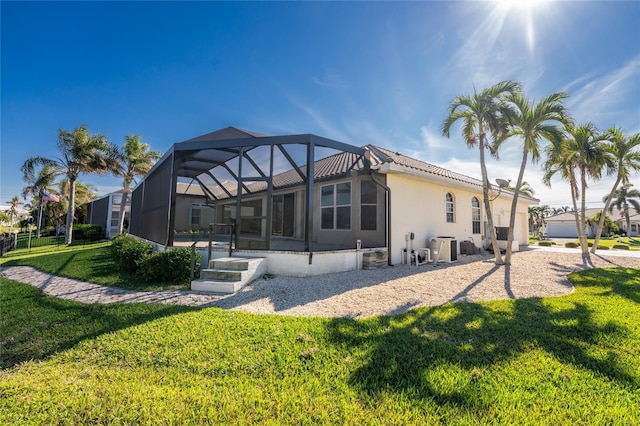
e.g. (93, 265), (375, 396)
(208, 223), (235, 263)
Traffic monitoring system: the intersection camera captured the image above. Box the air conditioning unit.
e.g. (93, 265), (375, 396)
(429, 237), (458, 263)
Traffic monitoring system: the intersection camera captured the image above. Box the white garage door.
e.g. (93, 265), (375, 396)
(547, 222), (577, 238)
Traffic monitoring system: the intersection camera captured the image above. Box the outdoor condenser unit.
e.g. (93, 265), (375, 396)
(429, 237), (458, 263)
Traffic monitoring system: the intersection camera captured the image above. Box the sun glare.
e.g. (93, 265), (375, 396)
(496, 0), (548, 12)
(494, 0), (549, 51)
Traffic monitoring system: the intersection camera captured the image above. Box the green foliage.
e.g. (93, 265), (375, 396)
(1, 267), (640, 424)
(111, 234), (152, 274)
(613, 244), (629, 250)
(138, 248), (199, 284)
(538, 241), (554, 246)
(72, 224), (103, 241)
(596, 245), (610, 250)
(564, 242), (579, 248)
(1, 242), (186, 291)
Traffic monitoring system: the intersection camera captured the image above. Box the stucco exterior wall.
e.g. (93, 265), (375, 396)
(174, 195), (216, 231)
(385, 172), (532, 265)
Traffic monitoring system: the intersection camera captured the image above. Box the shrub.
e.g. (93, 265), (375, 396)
(613, 244), (629, 250)
(538, 241), (553, 246)
(111, 234), (152, 274)
(564, 242), (579, 248)
(72, 224), (103, 240)
(596, 245), (609, 250)
(138, 248), (199, 284)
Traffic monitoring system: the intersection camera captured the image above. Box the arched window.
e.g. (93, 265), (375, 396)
(471, 197), (481, 234)
(445, 193), (455, 223)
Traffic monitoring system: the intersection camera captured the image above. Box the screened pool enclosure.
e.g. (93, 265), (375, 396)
(129, 127), (387, 258)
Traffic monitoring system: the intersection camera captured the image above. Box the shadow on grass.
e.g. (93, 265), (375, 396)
(327, 269), (638, 408)
(0, 278), (197, 369)
(568, 267), (640, 305)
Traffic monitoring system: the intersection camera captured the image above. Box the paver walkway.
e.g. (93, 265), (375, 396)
(0, 266), (222, 307)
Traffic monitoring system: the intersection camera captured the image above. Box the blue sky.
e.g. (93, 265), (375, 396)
(2, 1), (639, 209)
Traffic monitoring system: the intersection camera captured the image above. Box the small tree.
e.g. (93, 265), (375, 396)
(5, 196), (22, 235)
(544, 123), (611, 266)
(113, 135), (161, 234)
(21, 165), (58, 238)
(442, 80), (521, 265)
(494, 90), (569, 264)
(21, 125), (119, 244)
(605, 184), (640, 237)
(590, 128), (640, 252)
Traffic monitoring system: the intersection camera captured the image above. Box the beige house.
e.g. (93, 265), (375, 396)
(129, 127), (537, 275)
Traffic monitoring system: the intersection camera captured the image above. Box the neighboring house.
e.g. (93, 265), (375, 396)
(129, 127), (537, 275)
(0, 205), (30, 229)
(544, 207), (640, 238)
(615, 210), (640, 237)
(82, 190), (131, 239)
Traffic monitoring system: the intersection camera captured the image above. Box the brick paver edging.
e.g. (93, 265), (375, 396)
(1, 266), (222, 307)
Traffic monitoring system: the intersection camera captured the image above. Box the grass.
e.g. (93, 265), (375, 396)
(1, 244), (639, 424)
(0, 242), (188, 291)
(586, 237), (640, 251)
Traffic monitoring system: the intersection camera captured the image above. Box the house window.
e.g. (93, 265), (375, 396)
(446, 192), (455, 223)
(361, 180), (377, 231)
(321, 182), (351, 230)
(190, 206), (201, 228)
(110, 211), (120, 227)
(471, 197), (481, 234)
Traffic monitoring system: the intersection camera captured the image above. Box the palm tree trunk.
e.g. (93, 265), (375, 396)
(480, 136), (504, 265)
(504, 149), (528, 264)
(578, 168), (592, 266)
(591, 176), (621, 253)
(65, 178), (76, 245)
(117, 180), (131, 235)
(36, 195), (44, 239)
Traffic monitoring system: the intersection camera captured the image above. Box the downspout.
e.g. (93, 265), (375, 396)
(370, 171), (393, 266)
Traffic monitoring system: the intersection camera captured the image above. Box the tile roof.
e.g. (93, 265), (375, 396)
(366, 145), (519, 196)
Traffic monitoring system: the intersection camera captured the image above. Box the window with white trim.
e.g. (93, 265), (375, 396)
(110, 211), (120, 227)
(471, 197), (481, 234)
(445, 192), (455, 223)
(321, 182), (351, 230)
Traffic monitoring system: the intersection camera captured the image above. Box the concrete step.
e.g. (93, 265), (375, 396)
(200, 268), (246, 281)
(209, 257), (257, 271)
(191, 256), (267, 294)
(191, 279), (244, 294)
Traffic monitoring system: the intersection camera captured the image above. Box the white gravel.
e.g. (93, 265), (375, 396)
(212, 248), (639, 318)
(3, 247), (638, 319)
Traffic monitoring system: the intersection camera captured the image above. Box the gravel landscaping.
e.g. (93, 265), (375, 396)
(213, 248), (639, 318)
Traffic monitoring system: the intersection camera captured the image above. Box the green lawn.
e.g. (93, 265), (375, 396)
(534, 237), (640, 250)
(0, 242), (187, 291)
(1, 245), (639, 424)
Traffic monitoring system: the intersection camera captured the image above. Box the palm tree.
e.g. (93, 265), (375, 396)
(21, 165), (58, 238)
(590, 128), (640, 252)
(528, 205), (550, 237)
(114, 135), (161, 234)
(56, 180), (98, 233)
(442, 80), (521, 264)
(494, 91), (569, 264)
(544, 123), (610, 266)
(21, 125), (119, 244)
(604, 184), (640, 238)
(508, 180), (536, 197)
(5, 196), (22, 235)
